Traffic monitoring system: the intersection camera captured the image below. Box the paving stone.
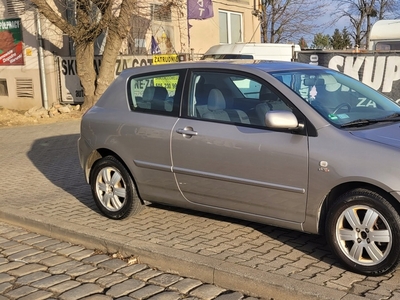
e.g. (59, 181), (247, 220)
(12, 233), (40, 242)
(48, 280), (81, 294)
(8, 263), (47, 277)
(134, 268), (163, 281)
(190, 284), (226, 299)
(80, 295), (113, 300)
(22, 236), (51, 245)
(149, 273), (182, 287)
(5, 286), (38, 299)
(0, 257), (8, 264)
(19, 290), (54, 300)
(0, 273), (14, 284)
(48, 260), (83, 275)
(33, 238), (61, 249)
(128, 285), (164, 299)
(106, 278), (145, 298)
(98, 258), (128, 271)
(40, 255), (71, 267)
(65, 264), (97, 277)
(23, 252), (55, 263)
(2, 244), (33, 256)
(58, 245), (85, 256)
(147, 291), (181, 300)
(59, 283), (104, 300)
(96, 273), (128, 288)
(16, 271), (52, 285)
(31, 274), (71, 289)
(0, 261), (25, 273)
(169, 278), (203, 294)
(69, 249), (94, 261)
(76, 268), (112, 283)
(45, 242), (73, 252)
(0, 282), (13, 294)
(8, 248), (43, 261)
(215, 291), (244, 300)
(117, 263), (148, 277)
(0, 240), (20, 249)
(82, 254), (110, 266)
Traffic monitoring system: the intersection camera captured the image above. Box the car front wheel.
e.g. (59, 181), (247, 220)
(90, 156), (143, 220)
(326, 188), (400, 275)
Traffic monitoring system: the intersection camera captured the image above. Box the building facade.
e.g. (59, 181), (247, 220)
(0, 0), (260, 110)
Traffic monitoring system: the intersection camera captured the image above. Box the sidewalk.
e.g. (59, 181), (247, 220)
(0, 120), (397, 300)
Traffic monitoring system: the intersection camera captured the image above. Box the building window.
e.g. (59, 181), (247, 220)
(0, 79), (8, 96)
(150, 4), (171, 22)
(219, 10), (243, 44)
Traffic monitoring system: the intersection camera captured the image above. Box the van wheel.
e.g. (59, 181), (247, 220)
(326, 188), (400, 275)
(90, 156), (143, 219)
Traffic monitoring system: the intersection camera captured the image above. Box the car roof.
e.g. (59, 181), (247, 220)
(118, 60), (326, 78)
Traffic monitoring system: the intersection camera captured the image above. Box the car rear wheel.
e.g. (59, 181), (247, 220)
(90, 156), (143, 219)
(326, 188), (400, 276)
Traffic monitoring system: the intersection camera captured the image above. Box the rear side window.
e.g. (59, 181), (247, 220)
(128, 71), (183, 115)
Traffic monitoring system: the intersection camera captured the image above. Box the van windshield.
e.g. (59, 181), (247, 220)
(202, 54), (254, 60)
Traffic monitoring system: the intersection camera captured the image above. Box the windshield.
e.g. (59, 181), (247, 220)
(270, 69), (400, 127)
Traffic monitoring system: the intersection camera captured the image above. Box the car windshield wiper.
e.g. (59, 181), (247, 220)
(341, 114), (400, 128)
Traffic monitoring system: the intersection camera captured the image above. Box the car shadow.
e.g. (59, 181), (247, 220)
(27, 134), (341, 270)
(26, 134), (101, 214)
(146, 203), (343, 269)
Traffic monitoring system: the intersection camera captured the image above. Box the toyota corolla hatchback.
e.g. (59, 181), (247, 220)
(78, 60), (400, 276)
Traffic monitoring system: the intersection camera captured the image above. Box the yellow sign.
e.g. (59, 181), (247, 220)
(153, 54), (179, 65)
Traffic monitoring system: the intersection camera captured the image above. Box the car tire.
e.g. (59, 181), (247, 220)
(90, 156), (143, 220)
(326, 188), (400, 276)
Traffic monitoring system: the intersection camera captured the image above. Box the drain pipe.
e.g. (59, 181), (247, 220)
(35, 8), (49, 110)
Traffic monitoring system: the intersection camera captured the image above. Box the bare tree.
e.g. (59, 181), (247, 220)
(31, 0), (137, 111)
(332, 0), (399, 48)
(256, 0), (331, 43)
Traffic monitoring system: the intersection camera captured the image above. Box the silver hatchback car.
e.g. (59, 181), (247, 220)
(78, 61), (400, 276)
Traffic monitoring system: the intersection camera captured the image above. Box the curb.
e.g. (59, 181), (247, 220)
(0, 206), (355, 300)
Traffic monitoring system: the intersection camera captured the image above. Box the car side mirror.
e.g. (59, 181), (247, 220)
(265, 111), (299, 129)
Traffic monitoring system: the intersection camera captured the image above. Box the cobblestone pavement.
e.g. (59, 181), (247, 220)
(0, 221), (261, 300)
(1, 120), (400, 300)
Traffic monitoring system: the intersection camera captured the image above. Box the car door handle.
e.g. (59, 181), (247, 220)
(176, 127), (198, 137)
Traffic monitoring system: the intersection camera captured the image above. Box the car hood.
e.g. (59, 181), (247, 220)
(350, 123), (400, 149)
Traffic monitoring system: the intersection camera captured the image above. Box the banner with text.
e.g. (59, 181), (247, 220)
(59, 55), (153, 103)
(0, 18), (24, 65)
(298, 51), (400, 103)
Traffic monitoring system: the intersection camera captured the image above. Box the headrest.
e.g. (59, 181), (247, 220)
(207, 89), (226, 110)
(143, 86), (168, 102)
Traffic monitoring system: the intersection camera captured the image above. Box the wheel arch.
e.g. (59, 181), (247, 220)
(85, 148), (145, 204)
(317, 182), (400, 235)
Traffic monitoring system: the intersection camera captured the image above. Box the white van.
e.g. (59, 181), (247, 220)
(201, 43), (301, 61)
(368, 20), (400, 51)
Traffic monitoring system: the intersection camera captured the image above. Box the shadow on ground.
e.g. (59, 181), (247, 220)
(27, 134), (344, 271)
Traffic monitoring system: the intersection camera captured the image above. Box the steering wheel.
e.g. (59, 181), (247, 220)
(332, 103), (351, 114)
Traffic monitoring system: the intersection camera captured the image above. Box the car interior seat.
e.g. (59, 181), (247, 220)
(142, 86), (169, 111)
(203, 88), (250, 124)
(195, 81), (216, 117)
(256, 85), (290, 125)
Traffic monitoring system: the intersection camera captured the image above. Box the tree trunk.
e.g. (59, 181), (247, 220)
(75, 42), (97, 112)
(95, 30), (123, 99)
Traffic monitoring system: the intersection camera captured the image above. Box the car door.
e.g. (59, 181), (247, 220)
(171, 70), (309, 223)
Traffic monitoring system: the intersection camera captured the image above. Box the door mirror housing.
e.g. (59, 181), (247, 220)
(265, 111), (299, 129)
